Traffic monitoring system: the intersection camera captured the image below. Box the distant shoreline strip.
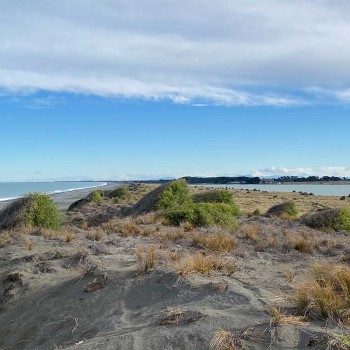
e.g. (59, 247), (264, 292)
(0, 182), (108, 202)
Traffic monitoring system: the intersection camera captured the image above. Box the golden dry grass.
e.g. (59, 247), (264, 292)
(210, 329), (242, 350)
(267, 306), (305, 327)
(135, 244), (157, 273)
(239, 223), (259, 242)
(86, 228), (105, 241)
(0, 232), (11, 247)
(294, 264), (350, 324)
(176, 252), (224, 276)
(192, 232), (236, 253)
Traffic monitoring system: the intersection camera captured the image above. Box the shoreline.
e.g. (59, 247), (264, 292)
(0, 182), (124, 211)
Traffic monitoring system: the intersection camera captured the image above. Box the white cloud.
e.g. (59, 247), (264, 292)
(1, 0), (350, 105)
(253, 167), (350, 177)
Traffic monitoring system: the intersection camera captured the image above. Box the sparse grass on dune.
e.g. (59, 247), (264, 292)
(294, 264), (350, 324)
(267, 306), (305, 327)
(192, 232), (236, 253)
(135, 244), (157, 273)
(210, 329), (242, 350)
(175, 252), (235, 276)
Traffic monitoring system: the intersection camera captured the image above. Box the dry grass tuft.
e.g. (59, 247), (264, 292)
(239, 223), (259, 242)
(65, 232), (75, 242)
(267, 306), (305, 327)
(135, 244), (157, 273)
(192, 232), (236, 253)
(210, 329), (242, 350)
(158, 308), (184, 325)
(157, 229), (185, 242)
(285, 236), (314, 253)
(176, 252), (224, 276)
(294, 264), (350, 324)
(0, 232), (11, 247)
(86, 228), (106, 241)
(181, 221), (194, 232)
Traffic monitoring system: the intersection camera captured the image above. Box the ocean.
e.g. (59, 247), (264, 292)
(193, 184), (350, 196)
(0, 181), (107, 202)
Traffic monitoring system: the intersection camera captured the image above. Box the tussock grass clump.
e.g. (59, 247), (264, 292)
(0, 193), (62, 231)
(135, 245), (157, 273)
(302, 208), (350, 233)
(265, 201), (299, 219)
(239, 223), (259, 242)
(192, 232), (236, 253)
(294, 264), (350, 324)
(267, 306), (305, 327)
(192, 190), (239, 214)
(0, 232), (11, 247)
(210, 329), (242, 350)
(176, 252), (224, 276)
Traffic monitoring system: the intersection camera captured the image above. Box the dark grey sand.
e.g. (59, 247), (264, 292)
(0, 182), (124, 211)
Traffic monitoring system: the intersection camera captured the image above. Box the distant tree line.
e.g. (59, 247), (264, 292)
(183, 176), (261, 184)
(274, 176), (347, 183)
(134, 176), (348, 185)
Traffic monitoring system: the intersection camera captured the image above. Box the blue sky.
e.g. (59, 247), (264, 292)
(1, 1), (350, 180)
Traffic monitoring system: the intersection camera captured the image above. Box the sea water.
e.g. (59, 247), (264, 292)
(0, 181), (107, 201)
(193, 184), (350, 196)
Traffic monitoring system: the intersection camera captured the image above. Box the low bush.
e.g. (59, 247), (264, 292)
(301, 208), (350, 232)
(265, 201), (299, 219)
(91, 190), (104, 203)
(109, 187), (132, 203)
(165, 203), (238, 228)
(192, 190), (239, 215)
(192, 203), (238, 228)
(157, 179), (192, 210)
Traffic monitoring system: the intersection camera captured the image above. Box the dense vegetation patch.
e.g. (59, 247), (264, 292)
(91, 190), (104, 203)
(302, 208), (350, 232)
(0, 193), (62, 231)
(110, 188), (132, 203)
(157, 179), (192, 210)
(192, 190), (239, 215)
(265, 201), (299, 219)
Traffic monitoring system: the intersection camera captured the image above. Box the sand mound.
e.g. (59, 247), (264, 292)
(132, 183), (168, 214)
(0, 196), (34, 230)
(265, 201), (298, 218)
(301, 208), (350, 232)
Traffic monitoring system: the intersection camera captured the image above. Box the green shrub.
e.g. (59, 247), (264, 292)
(25, 193), (63, 231)
(91, 190), (104, 203)
(302, 208), (350, 232)
(111, 188), (132, 203)
(192, 203), (238, 228)
(165, 206), (194, 226)
(192, 190), (239, 215)
(265, 201), (299, 219)
(157, 179), (192, 210)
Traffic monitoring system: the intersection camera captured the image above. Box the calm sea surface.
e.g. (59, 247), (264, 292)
(0, 181), (107, 201)
(193, 184), (350, 196)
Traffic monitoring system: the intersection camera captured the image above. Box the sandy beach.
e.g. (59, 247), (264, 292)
(0, 182), (123, 211)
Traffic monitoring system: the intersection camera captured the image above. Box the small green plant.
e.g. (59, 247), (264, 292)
(91, 190), (104, 203)
(25, 193), (63, 231)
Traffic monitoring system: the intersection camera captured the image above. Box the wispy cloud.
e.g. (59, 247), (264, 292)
(1, 1), (350, 106)
(252, 167), (350, 178)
